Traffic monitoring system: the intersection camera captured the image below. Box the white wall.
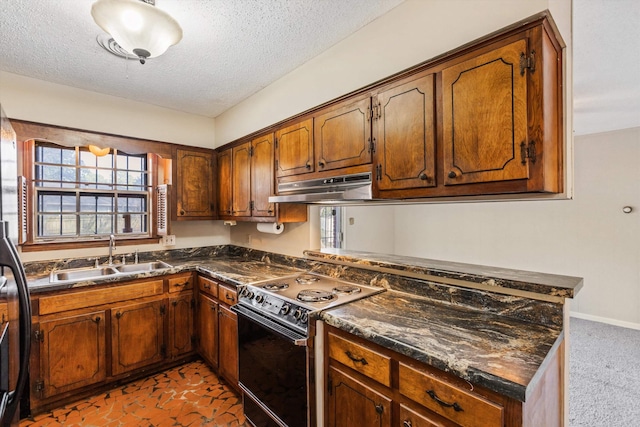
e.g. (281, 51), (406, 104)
(0, 71), (229, 263)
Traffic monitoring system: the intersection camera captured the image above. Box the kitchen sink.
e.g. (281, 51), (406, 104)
(50, 266), (118, 283)
(49, 261), (173, 283)
(114, 261), (172, 273)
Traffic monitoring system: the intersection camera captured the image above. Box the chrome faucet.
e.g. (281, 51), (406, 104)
(108, 234), (116, 265)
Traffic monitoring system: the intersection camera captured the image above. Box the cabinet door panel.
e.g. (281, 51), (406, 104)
(275, 119), (314, 177)
(375, 73), (436, 191)
(217, 148), (232, 216)
(176, 149), (215, 217)
(169, 292), (194, 358)
(442, 38), (529, 185)
(314, 97), (372, 171)
(327, 365), (391, 427)
(197, 293), (218, 368)
(232, 142), (251, 217)
(39, 311), (106, 398)
(218, 304), (238, 387)
(251, 134), (275, 217)
(111, 299), (165, 375)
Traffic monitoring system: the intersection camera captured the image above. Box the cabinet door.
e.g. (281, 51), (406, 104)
(232, 142), (251, 217)
(111, 299), (165, 376)
(375, 73), (436, 191)
(176, 148), (215, 218)
(275, 119), (314, 177)
(327, 365), (392, 427)
(251, 133), (275, 217)
(314, 96), (372, 172)
(38, 311), (106, 398)
(442, 38), (529, 186)
(218, 304), (238, 388)
(197, 293), (219, 369)
(168, 292), (194, 358)
(217, 148), (232, 216)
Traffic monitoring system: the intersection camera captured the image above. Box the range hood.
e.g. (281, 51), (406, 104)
(268, 172), (372, 204)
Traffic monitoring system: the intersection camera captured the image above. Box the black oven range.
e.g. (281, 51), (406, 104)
(231, 272), (384, 427)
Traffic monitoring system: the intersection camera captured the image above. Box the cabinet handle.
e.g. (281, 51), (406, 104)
(225, 294), (235, 302)
(115, 312), (122, 319)
(426, 390), (463, 412)
(203, 284), (211, 289)
(180, 209), (185, 215)
(419, 173), (428, 181)
(175, 282), (188, 287)
(172, 301), (178, 307)
(374, 403), (384, 414)
(403, 421), (412, 427)
(318, 160), (325, 168)
(267, 209), (274, 214)
(305, 162), (311, 169)
(345, 350), (368, 365)
(448, 171), (457, 179)
(93, 316), (101, 323)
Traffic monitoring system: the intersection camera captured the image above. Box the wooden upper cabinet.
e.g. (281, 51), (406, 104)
(313, 96), (372, 172)
(175, 148), (216, 219)
(275, 118), (314, 177)
(37, 311), (107, 399)
(232, 142), (251, 217)
(217, 148), (232, 216)
(251, 133), (275, 217)
(442, 38), (530, 186)
(374, 72), (436, 192)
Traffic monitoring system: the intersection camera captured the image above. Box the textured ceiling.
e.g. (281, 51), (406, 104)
(0, 0), (404, 118)
(1, 0), (639, 135)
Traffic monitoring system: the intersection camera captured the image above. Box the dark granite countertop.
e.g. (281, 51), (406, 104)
(306, 248), (583, 299)
(319, 290), (563, 402)
(26, 255), (303, 293)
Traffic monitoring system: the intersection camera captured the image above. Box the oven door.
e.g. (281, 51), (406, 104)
(232, 304), (309, 427)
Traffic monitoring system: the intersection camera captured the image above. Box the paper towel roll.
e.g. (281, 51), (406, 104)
(256, 222), (284, 235)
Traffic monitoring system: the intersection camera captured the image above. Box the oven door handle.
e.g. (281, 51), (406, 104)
(231, 304), (308, 346)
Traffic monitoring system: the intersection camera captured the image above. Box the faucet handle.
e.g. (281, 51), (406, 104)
(121, 254), (128, 265)
(134, 249), (139, 264)
(94, 257), (100, 268)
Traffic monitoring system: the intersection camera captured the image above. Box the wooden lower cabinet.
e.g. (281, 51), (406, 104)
(326, 325), (563, 427)
(217, 303), (238, 388)
(111, 298), (165, 376)
(168, 292), (195, 358)
(197, 292), (218, 368)
(327, 365), (392, 427)
(36, 311), (106, 399)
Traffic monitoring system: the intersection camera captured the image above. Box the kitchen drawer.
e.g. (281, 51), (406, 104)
(197, 275), (218, 298)
(328, 331), (391, 387)
(38, 280), (164, 315)
(399, 362), (503, 427)
(218, 285), (237, 306)
(399, 403), (455, 427)
(167, 273), (193, 293)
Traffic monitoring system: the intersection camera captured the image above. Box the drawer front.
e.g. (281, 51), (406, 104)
(38, 280), (164, 315)
(218, 285), (237, 306)
(399, 403), (453, 427)
(328, 331), (391, 387)
(198, 275), (218, 298)
(399, 363), (503, 427)
(167, 273), (193, 293)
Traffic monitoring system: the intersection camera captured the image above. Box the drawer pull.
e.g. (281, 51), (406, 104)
(175, 281), (189, 287)
(203, 284), (211, 289)
(426, 390), (463, 412)
(345, 350), (368, 365)
(225, 294), (235, 302)
(403, 421), (412, 427)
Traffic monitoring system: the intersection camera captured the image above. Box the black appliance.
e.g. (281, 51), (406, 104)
(232, 273), (384, 427)
(0, 106), (31, 427)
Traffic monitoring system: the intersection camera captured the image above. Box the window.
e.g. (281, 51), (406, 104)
(33, 142), (151, 241)
(320, 206), (343, 249)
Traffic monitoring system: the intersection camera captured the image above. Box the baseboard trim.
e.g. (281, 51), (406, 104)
(570, 312), (640, 330)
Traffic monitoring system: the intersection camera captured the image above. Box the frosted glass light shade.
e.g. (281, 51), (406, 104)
(91, 0), (182, 61)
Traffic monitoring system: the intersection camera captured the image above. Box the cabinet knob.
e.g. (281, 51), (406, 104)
(419, 173), (428, 181)
(374, 403), (384, 414)
(305, 162), (311, 169)
(180, 209), (185, 215)
(403, 421), (412, 427)
(318, 160), (325, 168)
(448, 171), (457, 179)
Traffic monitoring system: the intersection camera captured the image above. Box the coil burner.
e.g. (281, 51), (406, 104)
(295, 274), (321, 285)
(262, 282), (289, 291)
(332, 285), (361, 295)
(296, 289), (336, 303)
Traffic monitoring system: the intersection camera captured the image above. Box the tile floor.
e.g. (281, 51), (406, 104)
(20, 360), (248, 427)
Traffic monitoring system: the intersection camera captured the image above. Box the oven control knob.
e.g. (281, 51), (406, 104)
(255, 294), (265, 304)
(301, 312), (308, 323)
(281, 304), (291, 315)
(240, 288), (253, 299)
(293, 308), (303, 320)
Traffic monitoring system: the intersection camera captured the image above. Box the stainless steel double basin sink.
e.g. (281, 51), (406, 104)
(50, 261), (173, 284)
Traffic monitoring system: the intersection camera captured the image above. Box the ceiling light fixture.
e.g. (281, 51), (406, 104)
(91, 0), (182, 64)
(88, 145), (111, 157)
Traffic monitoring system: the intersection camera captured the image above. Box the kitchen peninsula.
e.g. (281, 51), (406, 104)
(24, 245), (581, 426)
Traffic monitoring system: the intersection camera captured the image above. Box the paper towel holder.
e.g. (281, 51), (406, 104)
(256, 222), (284, 234)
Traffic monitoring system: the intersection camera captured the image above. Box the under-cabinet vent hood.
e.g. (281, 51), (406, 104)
(269, 172), (372, 204)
